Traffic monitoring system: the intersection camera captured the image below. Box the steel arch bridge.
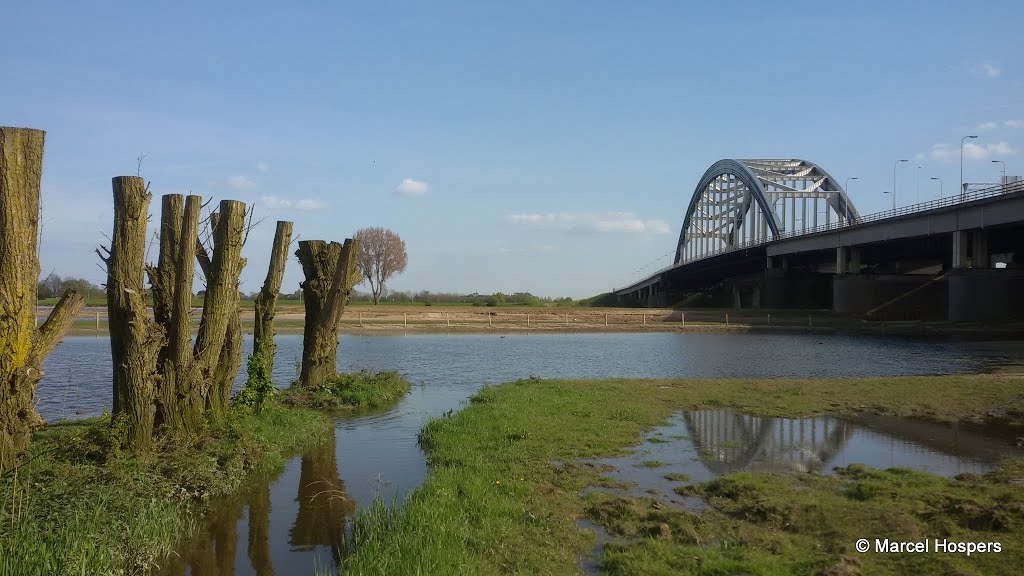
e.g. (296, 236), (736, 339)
(674, 159), (860, 265)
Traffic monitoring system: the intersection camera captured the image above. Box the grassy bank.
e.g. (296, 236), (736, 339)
(337, 375), (1024, 575)
(280, 370), (413, 411)
(0, 403), (331, 576)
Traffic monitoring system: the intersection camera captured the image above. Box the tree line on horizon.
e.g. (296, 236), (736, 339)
(36, 274), (584, 307)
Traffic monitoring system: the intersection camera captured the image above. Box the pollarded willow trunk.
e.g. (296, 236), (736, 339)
(148, 194), (201, 431)
(253, 220), (293, 377)
(295, 238), (357, 388)
(0, 124), (85, 469)
(103, 176), (163, 451)
(190, 200), (246, 425)
(198, 210), (247, 419)
(209, 284), (243, 417)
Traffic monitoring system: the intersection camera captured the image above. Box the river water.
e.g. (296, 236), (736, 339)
(37, 332), (1024, 575)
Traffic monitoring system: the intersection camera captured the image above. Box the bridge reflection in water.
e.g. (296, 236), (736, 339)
(685, 409), (852, 475)
(588, 408), (1020, 509)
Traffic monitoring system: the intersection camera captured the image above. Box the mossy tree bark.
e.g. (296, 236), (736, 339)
(253, 221), (293, 377)
(147, 198), (246, 434)
(209, 281), (243, 417)
(0, 136), (84, 470)
(191, 201), (246, 424)
(102, 176), (163, 451)
(148, 194), (201, 431)
(295, 238), (357, 388)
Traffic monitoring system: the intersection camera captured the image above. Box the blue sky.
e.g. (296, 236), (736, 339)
(4, 1), (1022, 298)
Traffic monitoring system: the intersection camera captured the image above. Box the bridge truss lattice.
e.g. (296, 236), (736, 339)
(675, 159), (860, 264)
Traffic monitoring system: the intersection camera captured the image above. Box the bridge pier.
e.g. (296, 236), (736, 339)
(948, 268), (1024, 322)
(948, 228), (1024, 321)
(953, 230), (990, 269)
(761, 268), (831, 309)
(835, 247), (861, 275)
(833, 275), (947, 320)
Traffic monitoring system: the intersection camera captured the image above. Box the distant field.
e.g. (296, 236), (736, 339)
(46, 301), (922, 337)
(36, 297), (595, 312)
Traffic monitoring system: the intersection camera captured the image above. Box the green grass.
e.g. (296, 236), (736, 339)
(594, 461), (1024, 575)
(280, 370), (413, 411)
(0, 403), (330, 576)
(335, 374), (1024, 575)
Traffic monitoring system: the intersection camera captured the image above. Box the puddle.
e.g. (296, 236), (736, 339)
(160, 435), (354, 575)
(577, 408), (1024, 572)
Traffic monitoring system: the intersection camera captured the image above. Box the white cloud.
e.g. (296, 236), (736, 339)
(923, 143), (957, 162)
(977, 121), (998, 131)
(260, 195), (327, 211)
(962, 142), (989, 160)
(1006, 120), (1024, 129)
(980, 63), (1001, 78)
(505, 211), (671, 235)
(229, 175), (256, 190)
(921, 141), (1015, 162)
(395, 178), (429, 197)
(988, 141), (1014, 155)
(256, 161), (270, 173)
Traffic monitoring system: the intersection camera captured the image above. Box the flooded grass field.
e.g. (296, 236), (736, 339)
(34, 332), (1024, 574)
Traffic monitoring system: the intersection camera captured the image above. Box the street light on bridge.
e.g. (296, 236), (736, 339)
(992, 159), (1006, 191)
(916, 166), (922, 204)
(892, 159), (908, 211)
(845, 177), (858, 225)
(930, 176), (942, 198)
(961, 135), (978, 199)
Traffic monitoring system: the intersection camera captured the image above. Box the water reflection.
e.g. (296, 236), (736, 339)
(161, 434), (354, 575)
(685, 410), (853, 475)
(288, 436), (354, 561)
(162, 495), (244, 575)
(589, 409), (1023, 509)
(247, 485), (273, 576)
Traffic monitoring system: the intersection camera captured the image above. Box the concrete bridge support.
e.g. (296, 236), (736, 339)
(953, 230), (990, 269)
(833, 275), (947, 320)
(948, 269), (1024, 322)
(948, 228), (1024, 321)
(760, 269), (832, 309)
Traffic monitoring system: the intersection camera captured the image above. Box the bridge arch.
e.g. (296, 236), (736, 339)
(675, 159), (860, 264)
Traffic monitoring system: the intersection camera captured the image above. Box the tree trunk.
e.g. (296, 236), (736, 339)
(207, 209), (246, 420)
(104, 176), (162, 451)
(149, 194), (201, 432)
(295, 238), (357, 388)
(191, 200), (246, 426)
(0, 126), (46, 471)
(253, 221), (293, 378)
(149, 195), (183, 330)
(209, 287), (242, 417)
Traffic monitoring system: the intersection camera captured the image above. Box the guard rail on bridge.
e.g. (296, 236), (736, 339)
(623, 180), (1024, 289)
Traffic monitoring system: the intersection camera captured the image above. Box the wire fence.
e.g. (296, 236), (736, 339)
(58, 308), (855, 331)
